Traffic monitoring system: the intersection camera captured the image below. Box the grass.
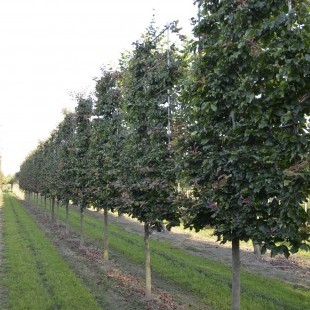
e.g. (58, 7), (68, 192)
(31, 194), (310, 310)
(2, 192), (101, 310)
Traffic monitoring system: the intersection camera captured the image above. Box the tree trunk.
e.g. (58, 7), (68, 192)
(56, 199), (60, 227)
(117, 209), (123, 217)
(65, 200), (69, 235)
(80, 207), (84, 247)
(232, 238), (240, 310)
(252, 241), (261, 257)
(144, 223), (152, 300)
(44, 196), (47, 216)
(103, 206), (109, 261)
(49, 197), (52, 217)
(51, 196), (55, 221)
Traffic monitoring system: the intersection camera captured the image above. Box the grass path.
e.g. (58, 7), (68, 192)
(1, 192), (101, 310)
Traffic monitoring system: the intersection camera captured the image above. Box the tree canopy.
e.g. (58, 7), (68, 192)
(182, 0), (310, 257)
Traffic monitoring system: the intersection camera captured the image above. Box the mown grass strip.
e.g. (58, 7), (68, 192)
(32, 195), (310, 310)
(3, 193), (101, 310)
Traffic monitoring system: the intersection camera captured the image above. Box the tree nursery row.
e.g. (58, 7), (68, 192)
(17, 1), (309, 309)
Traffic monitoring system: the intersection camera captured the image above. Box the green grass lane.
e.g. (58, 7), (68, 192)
(2, 193), (101, 310)
(33, 196), (310, 310)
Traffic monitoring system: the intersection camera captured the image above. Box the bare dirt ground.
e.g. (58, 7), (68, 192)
(21, 199), (310, 309)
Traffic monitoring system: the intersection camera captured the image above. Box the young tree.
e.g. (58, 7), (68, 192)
(19, 149), (42, 199)
(56, 111), (76, 234)
(89, 68), (123, 261)
(73, 96), (93, 247)
(182, 1), (310, 309)
(43, 132), (62, 221)
(0, 156), (3, 190)
(36, 140), (53, 216)
(120, 22), (182, 299)
(3, 174), (16, 191)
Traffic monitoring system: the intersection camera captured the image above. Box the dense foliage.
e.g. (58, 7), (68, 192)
(18, 3), (309, 307)
(183, 0), (310, 257)
(179, 1), (309, 308)
(120, 22), (181, 232)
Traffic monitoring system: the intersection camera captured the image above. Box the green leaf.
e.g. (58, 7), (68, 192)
(210, 103), (217, 112)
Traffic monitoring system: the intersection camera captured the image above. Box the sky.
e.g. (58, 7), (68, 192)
(0, 0), (197, 176)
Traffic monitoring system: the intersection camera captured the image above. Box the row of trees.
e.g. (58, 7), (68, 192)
(18, 1), (309, 309)
(0, 156), (15, 191)
(20, 20), (183, 300)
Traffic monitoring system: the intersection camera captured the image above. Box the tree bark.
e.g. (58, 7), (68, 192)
(232, 238), (240, 310)
(103, 206), (109, 261)
(44, 196), (47, 216)
(252, 241), (261, 257)
(144, 223), (152, 300)
(49, 197), (52, 218)
(56, 199), (60, 227)
(51, 196), (55, 221)
(80, 207), (84, 247)
(65, 200), (69, 235)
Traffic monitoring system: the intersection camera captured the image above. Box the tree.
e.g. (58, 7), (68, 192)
(19, 149), (41, 199)
(73, 96), (93, 247)
(0, 155), (3, 190)
(182, 1), (310, 309)
(56, 111), (76, 234)
(89, 68), (123, 261)
(120, 21), (182, 299)
(3, 174), (16, 191)
(44, 132), (62, 221)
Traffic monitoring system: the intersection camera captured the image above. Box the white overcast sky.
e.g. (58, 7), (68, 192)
(0, 0), (197, 175)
